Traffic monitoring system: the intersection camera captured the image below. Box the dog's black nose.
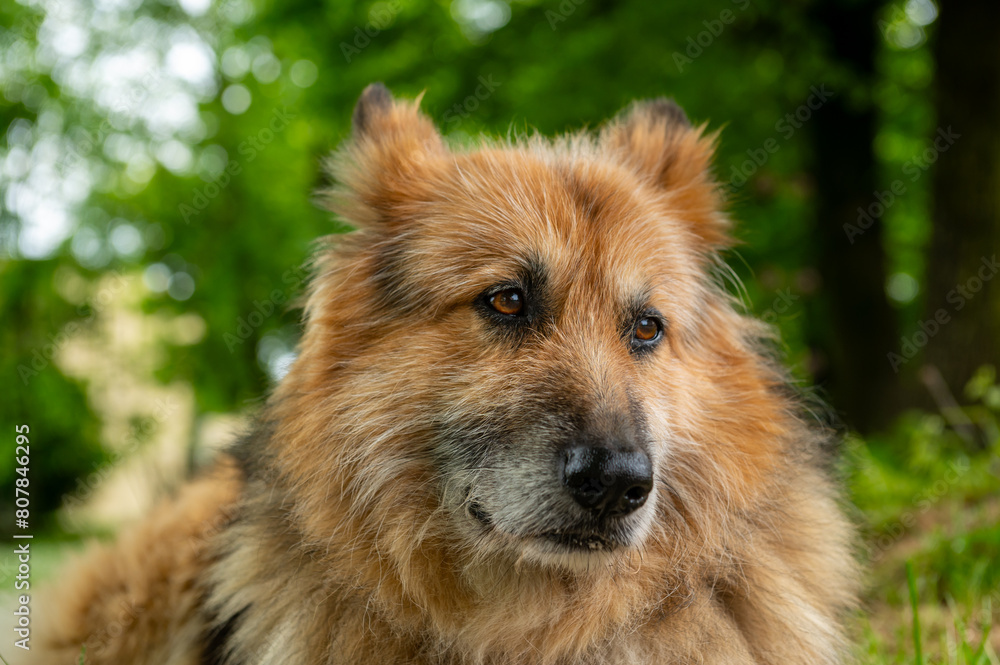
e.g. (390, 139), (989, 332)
(561, 446), (653, 518)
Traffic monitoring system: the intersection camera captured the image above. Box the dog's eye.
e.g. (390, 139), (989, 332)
(489, 288), (525, 316)
(632, 317), (661, 343)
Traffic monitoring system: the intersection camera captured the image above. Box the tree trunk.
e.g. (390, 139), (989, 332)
(922, 0), (1000, 400)
(807, 0), (900, 433)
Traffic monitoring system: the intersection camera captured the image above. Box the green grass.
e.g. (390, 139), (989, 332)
(850, 387), (1000, 664)
(909, 561), (925, 665)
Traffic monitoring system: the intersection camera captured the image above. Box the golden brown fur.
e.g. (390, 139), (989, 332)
(33, 85), (858, 664)
(32, 460), (241, 664)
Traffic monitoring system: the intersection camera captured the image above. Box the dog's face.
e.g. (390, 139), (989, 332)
(411, 152), (721, 571)
(425, 174), (674, 567)
(282, 85), (758, 576)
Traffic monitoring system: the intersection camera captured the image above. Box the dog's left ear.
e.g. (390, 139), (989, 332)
(601, 99), (729, 248)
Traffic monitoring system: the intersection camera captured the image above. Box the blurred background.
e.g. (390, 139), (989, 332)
(1, 0), (998, 661)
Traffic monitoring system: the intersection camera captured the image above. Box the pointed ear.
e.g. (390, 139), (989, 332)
(352, 82), (395, 136)
(325, 83), (445, 229)
(601, 99), (730, 248)
(350, 82), (442, 151)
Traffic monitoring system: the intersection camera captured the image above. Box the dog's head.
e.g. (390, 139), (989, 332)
(272, 84), (783, 578)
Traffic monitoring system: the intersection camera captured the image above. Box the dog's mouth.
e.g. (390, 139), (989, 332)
(538, 531), (613, 551)
(466, 498), (622, 553)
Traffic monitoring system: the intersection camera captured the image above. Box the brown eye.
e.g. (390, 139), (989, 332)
(489, 289), (524, 316)
(633, 317), (660, 342)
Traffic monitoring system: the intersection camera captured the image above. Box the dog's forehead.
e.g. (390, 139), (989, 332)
(416, 148), (692, 297)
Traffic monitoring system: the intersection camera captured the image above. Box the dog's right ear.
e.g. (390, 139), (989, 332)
(325, 83), (445, 230)
(348, 82), (443, 158)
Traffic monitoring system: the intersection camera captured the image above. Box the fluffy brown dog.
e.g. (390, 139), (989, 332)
(34, 84), (857, 665)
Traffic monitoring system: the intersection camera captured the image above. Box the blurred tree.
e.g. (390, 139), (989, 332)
(805, 0), (900, 434)
(0, 260), (106, 532)
(922, 0), (1000, 404)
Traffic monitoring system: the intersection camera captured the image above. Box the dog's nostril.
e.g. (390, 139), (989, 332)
(624, 485), (648, 505)
(561, 446), (653, 518)
(576, 477), (604, 498)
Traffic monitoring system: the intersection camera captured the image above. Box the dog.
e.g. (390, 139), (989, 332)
(34, 83), (858, 664)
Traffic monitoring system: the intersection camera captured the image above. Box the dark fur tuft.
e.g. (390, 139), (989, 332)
(637, 97), (691, 129)
(352, 82), (394, 136)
